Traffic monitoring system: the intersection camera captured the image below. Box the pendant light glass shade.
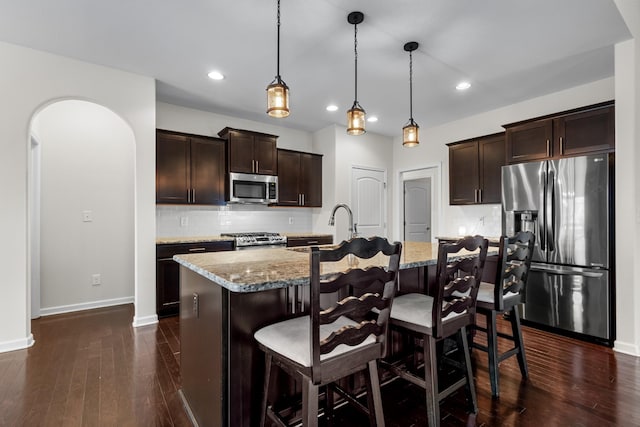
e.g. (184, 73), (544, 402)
(266, 0), (289, 118)
(403, 41), (419, 147)
(403, 119), (419, 147)
(346, 12), (365, 135)
(267, 79), (289, 118)
(347, 102), (366, 135)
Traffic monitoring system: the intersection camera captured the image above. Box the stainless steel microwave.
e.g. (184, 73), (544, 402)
(228, 172), (278, 204)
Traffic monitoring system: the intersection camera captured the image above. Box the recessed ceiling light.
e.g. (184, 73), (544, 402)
(208, 71), (225, 80)
(456, 81), (471, 91)
(326, 105), (339, 112)
(367, 116), (378, 123)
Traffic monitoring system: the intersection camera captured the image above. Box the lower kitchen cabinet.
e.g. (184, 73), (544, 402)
(156, 240), (234, 317)
(285, 235), (333, 247)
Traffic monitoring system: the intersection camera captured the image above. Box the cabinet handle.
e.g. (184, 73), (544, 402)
(307, 240), (318, 244)
(474, 189), (478, 203)
(478, 189), (482, 203)
(192, 188), (196, 203)
(162, 301), (180, 307)
(302, 194), (305, 206)
(559, 136), (564, 155)
(188, 247), (207, 252)
(546, 139), (551, 157)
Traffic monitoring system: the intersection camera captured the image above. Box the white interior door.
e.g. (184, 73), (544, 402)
(352, 167), (387, 238)
(404, 178), (431, 241)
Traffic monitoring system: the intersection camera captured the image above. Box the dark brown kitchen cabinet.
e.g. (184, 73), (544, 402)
(505, 101), (614, 164)
(156, 129), (226, 205)
(217, 127), (278, 175)
(286, 235), (333, 247)
(156, 240), (234, 317)
(448, 133), (505, 205)
(277, 149), (323, 207)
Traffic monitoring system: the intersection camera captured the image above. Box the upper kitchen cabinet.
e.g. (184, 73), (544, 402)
(277, 149), (322, 207)
(156, 129), (226, 205)
(217, 127), (278, 175)
(505, 101), (614, 164)
(448, 133), (505, 205)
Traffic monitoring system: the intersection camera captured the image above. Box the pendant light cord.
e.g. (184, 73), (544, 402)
(409, 49), (413, 120)
(276, 0), (281, 80)
(354, 22), (358, 103)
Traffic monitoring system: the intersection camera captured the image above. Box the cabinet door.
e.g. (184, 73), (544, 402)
(555, 106), (614, 157)
(254, 135), (278, 175)
(157, 257), (180, 317)
(228, 131), (255, 173)
(191, 136), (226, 205)
(506, 120), (553, 163)
(156, 131), (190, 204)
(300, 153), (322, 207)
(277, 150), (301, 205)
(478, 134), (505, 204)
(449, 142), (480, 205)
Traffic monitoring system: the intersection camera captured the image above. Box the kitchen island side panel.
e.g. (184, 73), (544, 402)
(180, 267), (224, 427)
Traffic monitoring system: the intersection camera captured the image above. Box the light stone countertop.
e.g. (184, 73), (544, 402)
(156, 236), (235, 245)
(174, 241), (496, 293)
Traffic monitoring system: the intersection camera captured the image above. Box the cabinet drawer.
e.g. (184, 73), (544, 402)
(156, 241), (234, 259)
(286, 236), (333, 247)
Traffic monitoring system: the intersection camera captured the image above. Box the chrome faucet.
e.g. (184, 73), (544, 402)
(328, 203), (357, 240)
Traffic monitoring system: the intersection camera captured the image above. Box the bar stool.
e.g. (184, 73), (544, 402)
(254, 237), (402, 426)
(385, 235), (488, 427)
(472, 231), (535, 398)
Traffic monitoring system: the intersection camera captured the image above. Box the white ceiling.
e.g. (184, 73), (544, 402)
(0, 0), (631, 138)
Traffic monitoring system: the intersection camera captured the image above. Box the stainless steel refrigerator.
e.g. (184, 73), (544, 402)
(502, 153), (614, 345)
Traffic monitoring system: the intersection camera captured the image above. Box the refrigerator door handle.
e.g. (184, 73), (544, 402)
(539, 168), (546, 250)
(547, 170), (555, 252)
(531, 265), (604, 278)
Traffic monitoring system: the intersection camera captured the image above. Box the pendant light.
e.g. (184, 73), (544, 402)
(346, 11), (365, 135)
(266, 0), (289, 118)
(403, 41), (419, 147)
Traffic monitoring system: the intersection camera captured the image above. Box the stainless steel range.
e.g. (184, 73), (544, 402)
(221, 232), (287, 250)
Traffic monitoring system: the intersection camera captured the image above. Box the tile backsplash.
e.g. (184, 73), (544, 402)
(444, 204), (502, 238)
(156, 204), (314, 237)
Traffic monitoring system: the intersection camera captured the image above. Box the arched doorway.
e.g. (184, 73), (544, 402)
(29, 100), (135, 320)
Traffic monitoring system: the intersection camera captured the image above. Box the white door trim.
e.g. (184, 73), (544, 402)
(398, 164), (442, 242)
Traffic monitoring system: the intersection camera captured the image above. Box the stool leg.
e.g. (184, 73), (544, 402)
(365, 360), (385, 427)
(260, 353), (273, 427)
(486, 310), (500, 398)
(459, 326), (478, 414)
(423, 335), (439, 427)
(509, 306), (529, 378)
(326, 385), (334, 427)
(302, 377), (319, 427)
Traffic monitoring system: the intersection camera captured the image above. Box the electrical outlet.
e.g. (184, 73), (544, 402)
(92, 274), (101, 286)
(82, 210), (93, 222)
(180, 217), (189, 227)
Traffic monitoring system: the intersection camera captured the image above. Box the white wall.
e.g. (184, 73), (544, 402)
(0, 41), (156, 352)
(392, 77), (615, 242)
(36, 100), (135, 313)
(613, 0), (640, 356)
(315, 126), (394, 242)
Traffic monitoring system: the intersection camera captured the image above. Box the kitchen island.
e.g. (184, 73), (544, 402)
(173, 241), (490, 427)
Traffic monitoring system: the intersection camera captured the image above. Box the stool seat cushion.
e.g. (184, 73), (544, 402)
(390, 293), (465, 331)
(476, 281), (518, 308)
(254, 315), (376, 367)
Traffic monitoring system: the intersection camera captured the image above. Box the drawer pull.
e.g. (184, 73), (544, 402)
(188, 247), (207, 252)
(162, 301), (180, 306)
(307, 240), (318, 244)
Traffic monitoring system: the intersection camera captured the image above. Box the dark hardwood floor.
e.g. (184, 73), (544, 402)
(1, 304), (638, 426)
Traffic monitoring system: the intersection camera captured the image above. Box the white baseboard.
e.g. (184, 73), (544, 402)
(132, 314), (159, 328)
(0, 333), (35, 353)
(614, 340), (640, 357)
(40, 296), (134, 317)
